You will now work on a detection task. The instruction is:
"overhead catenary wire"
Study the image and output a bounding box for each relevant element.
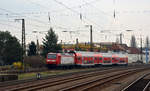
[25,0,102,13]
[0,7,50,26]
[52,0,103,29]
[0,7,68,31]
[0,0,132,37]
[0,22,20,29]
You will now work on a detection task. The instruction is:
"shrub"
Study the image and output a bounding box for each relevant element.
[13,62,22,69]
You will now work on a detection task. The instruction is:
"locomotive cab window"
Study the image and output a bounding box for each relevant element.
[112,58,115,60]
[78,57,81,60]
[47,54,56,59]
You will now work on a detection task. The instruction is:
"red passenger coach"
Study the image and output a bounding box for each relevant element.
[112,54,119,65]
[75,53,82,66]
[94,54,103,65]
[75,52,96,66]
[101,53,112,65]
[117,54,128,65]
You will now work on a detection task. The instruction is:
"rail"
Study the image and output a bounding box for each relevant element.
[121,73,150,91]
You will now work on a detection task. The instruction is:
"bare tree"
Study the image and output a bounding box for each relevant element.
[130,35,137,48]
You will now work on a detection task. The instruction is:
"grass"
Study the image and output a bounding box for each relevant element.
[0,65,12,70]
[18,67,99,80]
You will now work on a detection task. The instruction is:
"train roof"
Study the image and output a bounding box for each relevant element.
[76,51,100,56]
[111,53,127,57]
[100,53,113,57]
[75,51,127,57]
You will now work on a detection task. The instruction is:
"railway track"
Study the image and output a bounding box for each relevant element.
[122,73,150,91]
[60,68,149,91]
[2,66,150,91]
[1,67,129,91]
[0,66,118,87]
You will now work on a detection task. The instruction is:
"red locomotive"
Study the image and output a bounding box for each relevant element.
[46,51,128,68]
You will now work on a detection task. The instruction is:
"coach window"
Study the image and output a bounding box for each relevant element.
[95,57,97,60]
[99,57,102,60]
[117,58,119,60]
[78,57,81,60]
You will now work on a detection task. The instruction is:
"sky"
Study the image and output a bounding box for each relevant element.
[0,0,150,47]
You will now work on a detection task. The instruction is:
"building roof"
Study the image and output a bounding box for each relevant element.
[127,47,141,54]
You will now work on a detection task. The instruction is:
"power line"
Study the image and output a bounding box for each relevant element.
[82,0,112,17]
[25,0,49,9]
[0,8,18,15]
[53,0,103,29]
[25,0,102,14]
[0,7,71,30]
[0,22,20,29]
[83,0,132,32]
[0,7,49,26]
[0,17,49,29]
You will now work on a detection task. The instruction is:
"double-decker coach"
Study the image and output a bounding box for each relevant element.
[94,54,103,65]
[112,54,119,65]
[101,53,113,65]
[75,52,96,66]
[75,52,103,66]
[117,54,128,65]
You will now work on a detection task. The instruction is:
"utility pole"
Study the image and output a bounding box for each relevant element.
[120,33,123,44]
[15,19,26,68]
[85,25,93,52]
[22,19,26,56]
[36,38,39,55]
[76,38,79,51]
[90,25,93,52]
[140,35,143,61]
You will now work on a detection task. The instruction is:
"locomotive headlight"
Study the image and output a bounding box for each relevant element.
[47,60,56,62]
[47,60,51,62]
[51,60,56,62]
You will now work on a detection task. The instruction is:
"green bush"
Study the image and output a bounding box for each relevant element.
[13,62,22,69]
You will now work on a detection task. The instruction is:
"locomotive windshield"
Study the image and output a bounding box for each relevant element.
[47,54,56,59]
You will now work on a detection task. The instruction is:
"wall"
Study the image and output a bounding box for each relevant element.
[127,54,146,63]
